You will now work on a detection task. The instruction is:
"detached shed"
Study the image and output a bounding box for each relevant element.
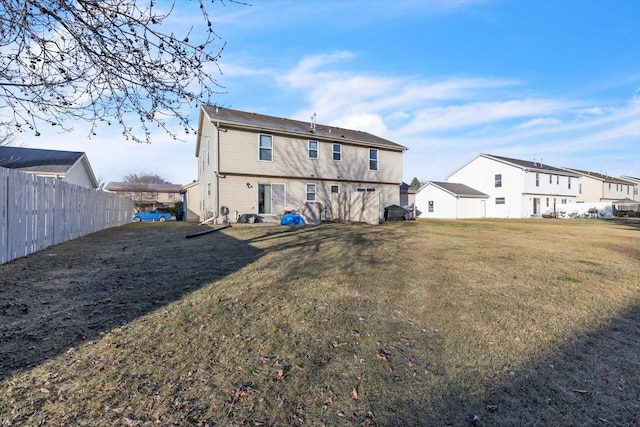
[416,181,489,219]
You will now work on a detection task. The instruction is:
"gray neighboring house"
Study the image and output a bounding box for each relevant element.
[416,181,489,219]
[0,146,98,189]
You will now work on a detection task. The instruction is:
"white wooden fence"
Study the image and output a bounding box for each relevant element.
[1,166,133,265]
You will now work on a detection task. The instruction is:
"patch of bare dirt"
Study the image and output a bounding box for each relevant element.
[0,222,261,380]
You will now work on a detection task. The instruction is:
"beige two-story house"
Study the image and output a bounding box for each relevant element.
[104,182,183,212]
[562,168,638,202]
[195,106,407,222]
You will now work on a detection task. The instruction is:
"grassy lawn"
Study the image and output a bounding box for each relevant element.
[1,219,639,426]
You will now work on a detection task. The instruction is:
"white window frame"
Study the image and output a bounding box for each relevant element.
[332,143,342,161]
[495,174,502,188]
[496,197,506,205]
[308,140,319,159]
[306,183,317,201]
[259,134,273,162]
[428,201,434,212]
[369,148,378,171]
[330,184,340,194]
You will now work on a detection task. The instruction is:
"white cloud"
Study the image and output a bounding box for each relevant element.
[268,52,640,180]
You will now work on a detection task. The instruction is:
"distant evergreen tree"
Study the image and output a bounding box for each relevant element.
[410,177,422,189]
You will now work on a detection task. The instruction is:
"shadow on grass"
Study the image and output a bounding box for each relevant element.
[457,303,640,426]
[0,222,262,381]
[400,306,640,426]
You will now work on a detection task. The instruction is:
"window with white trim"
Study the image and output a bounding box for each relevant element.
[535,173,540,187]
[428,201,434,212]
[496,197,506,204]
[330,185,340,194]
[568,177,572,189]
[306,184,316,201]
[308,140,318,159]
[495,174,502,188]
[369,148,378,171]
[259,134,273,161]
[332,144,342,161]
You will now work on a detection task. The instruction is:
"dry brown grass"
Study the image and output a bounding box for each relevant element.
[1,218,639,426]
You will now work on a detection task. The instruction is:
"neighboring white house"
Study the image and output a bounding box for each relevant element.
[447,154,581,218]
[0,146,98,189]
[416,181,489,219]
[562,168,637,202]
[194,106,407,223]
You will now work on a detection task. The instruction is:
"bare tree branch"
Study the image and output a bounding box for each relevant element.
[0,0,238,143]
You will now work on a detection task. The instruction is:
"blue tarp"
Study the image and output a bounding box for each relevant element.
[281,212,305,225]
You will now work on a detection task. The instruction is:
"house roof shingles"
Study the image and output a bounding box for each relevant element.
[105,182,183,192]
[430,181,489,198]
[485,154,579,175]
[0,146,83,174]
[202,106,407,152]
[563,168,634,185]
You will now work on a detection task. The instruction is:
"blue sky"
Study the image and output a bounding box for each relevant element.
[16,0,640,185]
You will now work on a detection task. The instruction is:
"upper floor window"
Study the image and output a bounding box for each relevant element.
[495,174,502,188]
[535,173,540,187]
[369,148,378,171]
[306,184,316,201]
[332,144,342,161]
[330,185,340,194]
[308,140,318,159]
[568,177,572,189]
[428,201,434,212]
[556,175,559,184]
[356,187,376,192]
[549,174,552,184]
[259,134,273,162]
[169,193,174,199]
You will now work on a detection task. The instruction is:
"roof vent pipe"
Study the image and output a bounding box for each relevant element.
[310,113,316,131]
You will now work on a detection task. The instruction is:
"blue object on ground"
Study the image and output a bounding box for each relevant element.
[281,212,305,225]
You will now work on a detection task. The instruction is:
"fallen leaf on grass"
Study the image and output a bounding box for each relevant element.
[351,388,359,400]
[376,348,391,361]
